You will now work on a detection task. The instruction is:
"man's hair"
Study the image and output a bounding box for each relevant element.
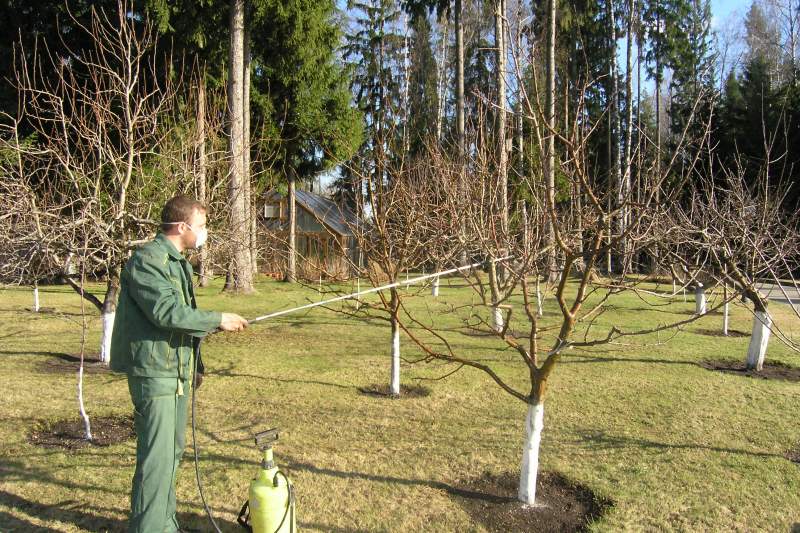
[161,195,206,231]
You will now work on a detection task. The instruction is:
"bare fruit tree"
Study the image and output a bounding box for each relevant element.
[360,61,733,506]
[1,1,181,362]
[667,170,800,370]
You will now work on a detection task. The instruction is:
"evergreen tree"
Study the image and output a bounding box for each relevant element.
[407,14,439,157]
[343,0,406,199]
[667,0,715,166]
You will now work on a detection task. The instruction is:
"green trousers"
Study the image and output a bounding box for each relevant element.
[127,375,191,533]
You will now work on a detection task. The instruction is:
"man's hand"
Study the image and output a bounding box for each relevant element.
[220,313,248,332]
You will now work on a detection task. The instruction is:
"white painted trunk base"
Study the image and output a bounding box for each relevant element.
[99,312,115,364]
[518,402,544,505]
[77,366,92,440]
[390,318,400,395]
[695,286,706,315]
[431,276,440,297]
[492,306,504,333]
[723,301,729,336]
[536,286,543,317]
[33,286,40,312]
[746,311,772,371]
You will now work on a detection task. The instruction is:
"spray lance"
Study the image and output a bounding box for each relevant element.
[190,256,513,532]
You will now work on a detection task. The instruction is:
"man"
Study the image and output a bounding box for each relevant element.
[111,195,249,533]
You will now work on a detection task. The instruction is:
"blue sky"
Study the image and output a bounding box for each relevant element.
[711,0,750,24]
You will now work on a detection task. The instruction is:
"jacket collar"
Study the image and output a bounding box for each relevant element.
[155,233,185,261]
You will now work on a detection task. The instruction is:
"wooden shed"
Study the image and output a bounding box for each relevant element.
[259,189,361,279]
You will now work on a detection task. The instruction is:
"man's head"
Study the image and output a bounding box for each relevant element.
[161,195,207,252]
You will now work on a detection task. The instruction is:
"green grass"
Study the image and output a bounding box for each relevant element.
[0,276,799,532]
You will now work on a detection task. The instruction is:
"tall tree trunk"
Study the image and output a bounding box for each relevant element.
[286,171,297,283]
[244,13,257,278]
[197,73,210,287]
[455,0,465,159]
[545,0,557,281]
[621,0,635,272]
[226,0,254,293]
[455,0,467,266]
[496,0,508,239]
[435,15,449,142]
[606,0,620,275]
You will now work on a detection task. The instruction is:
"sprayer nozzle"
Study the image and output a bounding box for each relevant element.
[254,428,279,449]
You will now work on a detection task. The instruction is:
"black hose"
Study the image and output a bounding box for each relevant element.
[192,339,223,533]
[272,471,295,533]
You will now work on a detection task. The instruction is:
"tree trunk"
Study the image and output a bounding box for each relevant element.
[455,0,468,268]
[607,0,619,274]
[99,268,120,364]
[518,402,544,504]
[33,282,40,312]
[197,74,210,288]
[390,287,400,396]
[78,272,92,441]
[746,310,771,371]
[286,173,297,283]
[432,275,440,297]
[495,0,508,244]
[244,16,257,276]
[621,0,635,272]
[545,0,557,281]
[435,15,449,142]
[455,0,464,160]
[694,283,706,315]
[226,0,254,293]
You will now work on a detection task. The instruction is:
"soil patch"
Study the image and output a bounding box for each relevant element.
[29,415,134,449]
[37,354,114,375]
[785,442,800,464]
[454,471,611,532]
[695,328,749,338]
[357,383,431,398]
[699,359,800,382]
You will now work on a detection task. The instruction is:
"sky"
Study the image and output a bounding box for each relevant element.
[711,0,750,25]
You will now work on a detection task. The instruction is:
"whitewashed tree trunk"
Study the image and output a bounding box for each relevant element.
[33,283,40,312]
[723,302,729,336]
[77,366,92,440]
[432,275,440,297]
[536,278,543,317]
[722,282,729,336]
[746,310,772,371]
[99,311,115,363]
[518,402,544,505]
[695,284,706,315]
[492,306,504,333]
[390,315,400,395]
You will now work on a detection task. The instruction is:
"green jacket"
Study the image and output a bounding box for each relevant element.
[110,233,221,378]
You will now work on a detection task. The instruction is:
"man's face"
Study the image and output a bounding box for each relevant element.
[182,209,207,249]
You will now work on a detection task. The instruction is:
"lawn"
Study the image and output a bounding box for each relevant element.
[0,275,799,532]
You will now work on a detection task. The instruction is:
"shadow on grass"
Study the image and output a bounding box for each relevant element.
[0,350,76,360]
[0,489,126,532]
[283,458,509,503]
[298,522,374,533]
[575,430,782,459]
[211,366,356,391]
[563,353,699,366]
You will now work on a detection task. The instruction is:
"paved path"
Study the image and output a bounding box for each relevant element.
[756,282,800,308]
